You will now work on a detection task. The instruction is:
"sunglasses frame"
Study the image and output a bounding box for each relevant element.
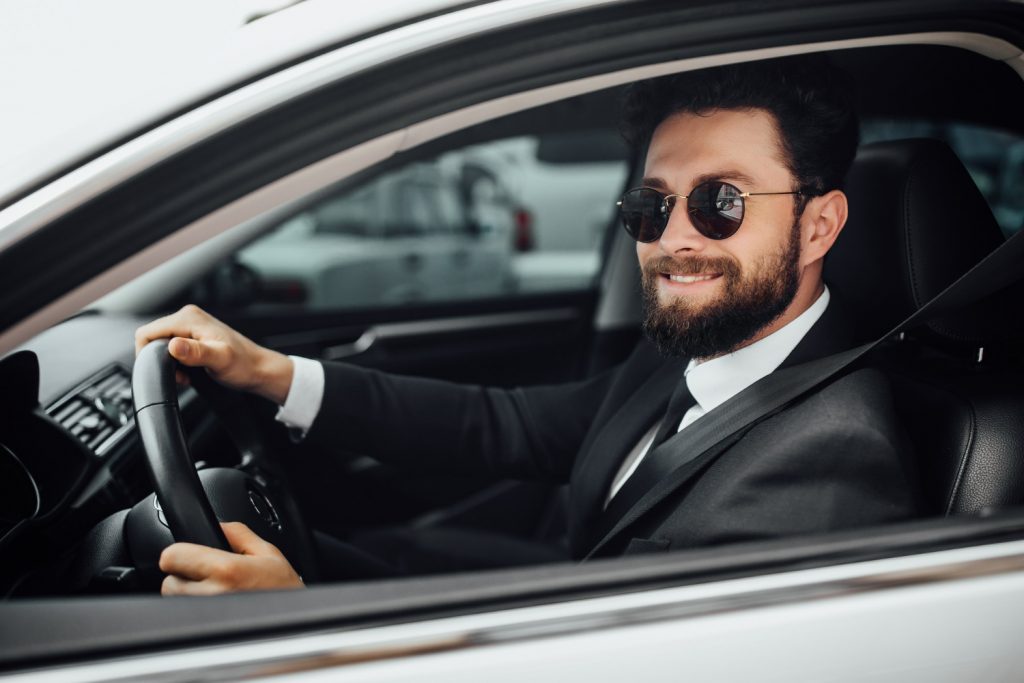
[617,182,804,242]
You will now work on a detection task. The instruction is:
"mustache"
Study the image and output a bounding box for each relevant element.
[642,255,740,278]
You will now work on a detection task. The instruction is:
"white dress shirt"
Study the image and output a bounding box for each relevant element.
[275,355,325,437]
[277,287,831,500]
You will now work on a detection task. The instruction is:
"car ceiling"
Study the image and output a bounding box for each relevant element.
[337,43,1024,205]
[419,45,1024,144]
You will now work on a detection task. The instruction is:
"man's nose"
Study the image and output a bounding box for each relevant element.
[657,200,707,254]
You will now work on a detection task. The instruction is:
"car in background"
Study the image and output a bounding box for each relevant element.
[470,132,631,294]
[233,159,517,310]
[203,130,630,311]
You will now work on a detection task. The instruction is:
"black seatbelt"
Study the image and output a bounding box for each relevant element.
[585,226,1024,558]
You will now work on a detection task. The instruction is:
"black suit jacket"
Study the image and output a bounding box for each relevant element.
[302,302,921,559]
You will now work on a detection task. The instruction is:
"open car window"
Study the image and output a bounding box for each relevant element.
[189,129,630,313]
[182,114,1024,319]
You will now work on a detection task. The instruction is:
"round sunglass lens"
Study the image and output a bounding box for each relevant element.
[619,188,666,242]
[688,181,744,239]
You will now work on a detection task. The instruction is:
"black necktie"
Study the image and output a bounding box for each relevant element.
[648,377,697,448]
[602,377,696,504]
[593,376,698,546]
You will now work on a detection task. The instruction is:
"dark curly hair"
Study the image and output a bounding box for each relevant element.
[621,55,860,199]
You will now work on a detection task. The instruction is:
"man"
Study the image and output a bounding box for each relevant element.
[136,56,921,595]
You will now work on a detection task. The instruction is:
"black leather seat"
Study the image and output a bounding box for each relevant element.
[827,139,1024,516]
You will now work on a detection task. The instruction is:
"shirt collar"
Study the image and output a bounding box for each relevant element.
[684,286,831,415]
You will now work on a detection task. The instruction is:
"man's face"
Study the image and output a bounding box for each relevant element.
[637,108,804,359]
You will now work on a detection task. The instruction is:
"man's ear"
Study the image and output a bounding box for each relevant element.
[800,189,848,267]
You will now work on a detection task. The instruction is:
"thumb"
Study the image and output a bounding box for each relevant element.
[168,337,228,372]
[221,522,277,556]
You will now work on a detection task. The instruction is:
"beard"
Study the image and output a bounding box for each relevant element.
[641,221,802,359]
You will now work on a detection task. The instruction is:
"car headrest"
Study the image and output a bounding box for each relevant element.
[825,138,1021,347]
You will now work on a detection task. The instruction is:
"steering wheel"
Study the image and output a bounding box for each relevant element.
[125,339,319,583]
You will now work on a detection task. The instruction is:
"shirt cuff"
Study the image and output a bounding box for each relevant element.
[274,356,325,438]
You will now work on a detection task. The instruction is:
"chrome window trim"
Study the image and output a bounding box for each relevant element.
[1,32,1021,356]
[7,539,1024,682]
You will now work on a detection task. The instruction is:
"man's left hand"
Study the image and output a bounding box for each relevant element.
[159,522,304,595]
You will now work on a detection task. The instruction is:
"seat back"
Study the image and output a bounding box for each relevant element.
[828,139,1024,515]
[889,364,1024,515]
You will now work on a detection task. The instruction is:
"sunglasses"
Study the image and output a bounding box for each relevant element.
[617,182,804,242]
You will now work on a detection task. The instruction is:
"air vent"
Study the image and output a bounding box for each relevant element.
[46,366,133,456]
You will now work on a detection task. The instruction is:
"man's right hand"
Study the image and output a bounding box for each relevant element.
[134,304,294,405]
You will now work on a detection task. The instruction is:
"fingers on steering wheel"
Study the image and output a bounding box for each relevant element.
[222,522,274,556]
[133,304,214,356]
[133,311,189,355]
[168,337,204,366]
[161,574,226,596]
[159,542,232,582]
[169,337,235,377]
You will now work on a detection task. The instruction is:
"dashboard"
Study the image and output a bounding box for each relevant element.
[0,313,213,597]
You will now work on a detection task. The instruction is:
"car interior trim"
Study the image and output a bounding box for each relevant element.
[43,365,135,459]
[0,28,1019,357]
[594,222,643,332]
[321,308,580,360]
[9,537,1024,682]
[392,30,1022,154]
[0,442,40,545]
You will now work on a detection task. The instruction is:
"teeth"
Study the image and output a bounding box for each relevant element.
[668,274,717,283]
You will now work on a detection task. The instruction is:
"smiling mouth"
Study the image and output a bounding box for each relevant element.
[662,273,722,284]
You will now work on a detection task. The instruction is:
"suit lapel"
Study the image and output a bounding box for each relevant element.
[583,297,855,558]
[567,358,685,556]
[584,431,743,559]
